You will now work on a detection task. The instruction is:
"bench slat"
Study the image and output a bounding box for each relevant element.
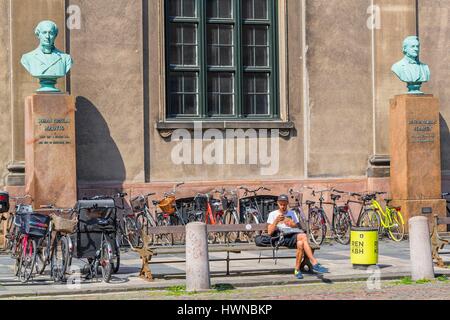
[147,223,268,235]
[437,217,450,225]
[151,243,320,255]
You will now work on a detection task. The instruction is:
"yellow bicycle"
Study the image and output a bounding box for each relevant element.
[357,192,405,242]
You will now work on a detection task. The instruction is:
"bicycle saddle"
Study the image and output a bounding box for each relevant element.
[305,200,316,206]
[362,194,376,202]
[331,194,341,201]
[97,218,110,226]
[241,198,251,204]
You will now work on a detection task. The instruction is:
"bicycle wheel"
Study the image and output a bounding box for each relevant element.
[308,209,326,246]
[358,209,381,231]
[242,210,260,243]
[155,214,174,246]
[333,212,351,245]
[112,244,121,274]
[51,235,69,282]
[223,210,239,243]
[100,239,113,283]
[19,238,37,283]
[3,214,14,251]
[124,216,141,248]
[387,209,405,242]
[36,233,51,275]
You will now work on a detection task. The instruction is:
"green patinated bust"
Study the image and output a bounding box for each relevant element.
[21,20,73,93]
[392,36,430,95]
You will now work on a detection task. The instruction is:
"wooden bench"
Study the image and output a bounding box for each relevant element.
[134,223,320,281]
[431,215,450,268]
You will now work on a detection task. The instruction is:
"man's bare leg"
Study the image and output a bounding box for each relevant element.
[297,234,318,266]
[296,241,304,271]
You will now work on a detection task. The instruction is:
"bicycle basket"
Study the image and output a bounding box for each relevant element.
[52,214,78,234]
[131,195,146,212]
[21,213,50,238]
[158,196,176,215]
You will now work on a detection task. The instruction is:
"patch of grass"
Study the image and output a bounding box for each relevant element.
[212,283,236,293]
[437,275,449,282]
[166,285,196,296]
[394,277,413,285]
[415,279,432,284]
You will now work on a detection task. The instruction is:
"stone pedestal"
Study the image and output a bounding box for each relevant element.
[25,94,77,209]
[390,94,446,231]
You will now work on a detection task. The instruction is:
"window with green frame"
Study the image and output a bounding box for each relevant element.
[165,0,279,120]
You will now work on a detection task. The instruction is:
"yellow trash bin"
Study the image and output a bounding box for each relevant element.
[350,227,379,269]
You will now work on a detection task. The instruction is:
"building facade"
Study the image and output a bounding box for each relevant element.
[0,0,449,200]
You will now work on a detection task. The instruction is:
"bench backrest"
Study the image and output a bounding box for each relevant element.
[437,217,450,226]
[147,223,269,235]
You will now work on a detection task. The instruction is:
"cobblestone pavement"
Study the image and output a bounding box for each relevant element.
[0,239,449,298]
[12,279,450,300]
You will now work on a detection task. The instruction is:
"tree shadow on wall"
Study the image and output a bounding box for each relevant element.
[75,97,126,187]
[440,114,450,190]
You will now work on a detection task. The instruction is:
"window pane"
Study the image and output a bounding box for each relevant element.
[254,47,268,66]
[253,0,268,19]
[169,24,198,66]
[168,72,199,117]
[243,73,269,116]
[254,26,268,45]
[242,26,268,67]
[242,0,253,19]
[221,95,233,115]
[183,0,196,17]
[169,0,196,17]
[242,0,268,20]
[169,94,183,115]
[168,0,182,17]
[207,25,233,66]
[255,95,269,114]
[207,73,234,116]
[207,0,232,19]
[184,94,198,114]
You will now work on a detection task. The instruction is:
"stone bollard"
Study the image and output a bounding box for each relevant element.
[409,216,435,281]
[186,222,211,292]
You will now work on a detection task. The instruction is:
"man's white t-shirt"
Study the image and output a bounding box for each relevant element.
[267,210,299,229]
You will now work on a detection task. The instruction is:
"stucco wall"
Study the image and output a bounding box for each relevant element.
[1,0,448,189]
[306,0,373,178]
[68,0,145,184]
[0,0,11,187]
[147,0,305,182]
[419,0,450,172]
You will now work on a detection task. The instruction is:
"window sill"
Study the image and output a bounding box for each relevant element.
[156,121,295,138]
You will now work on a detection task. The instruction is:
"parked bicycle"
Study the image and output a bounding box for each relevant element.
[75,198,118,283]
[4,195,33,254]
[15,211,51,283]
[305,188,352,245]
[356,192,405,242]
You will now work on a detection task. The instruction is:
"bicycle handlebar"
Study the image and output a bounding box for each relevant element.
[11,195,32,201]
[238,186,271,194]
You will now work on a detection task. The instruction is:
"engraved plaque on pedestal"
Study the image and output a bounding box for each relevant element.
[390,94,446,230]
[25,94,77,209]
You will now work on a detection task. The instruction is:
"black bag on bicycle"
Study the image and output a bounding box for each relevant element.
[20,213,50,238]
[255,233,279,248]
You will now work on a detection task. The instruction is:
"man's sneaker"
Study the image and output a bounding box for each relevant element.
[294,269,304,280]
[312,263,329,274]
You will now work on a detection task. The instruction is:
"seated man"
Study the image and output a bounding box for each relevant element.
[267,195,328,279]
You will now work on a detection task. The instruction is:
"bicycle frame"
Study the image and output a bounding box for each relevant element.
[370,200,405,229]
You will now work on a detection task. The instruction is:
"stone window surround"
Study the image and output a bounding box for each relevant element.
[150,0,293,136]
